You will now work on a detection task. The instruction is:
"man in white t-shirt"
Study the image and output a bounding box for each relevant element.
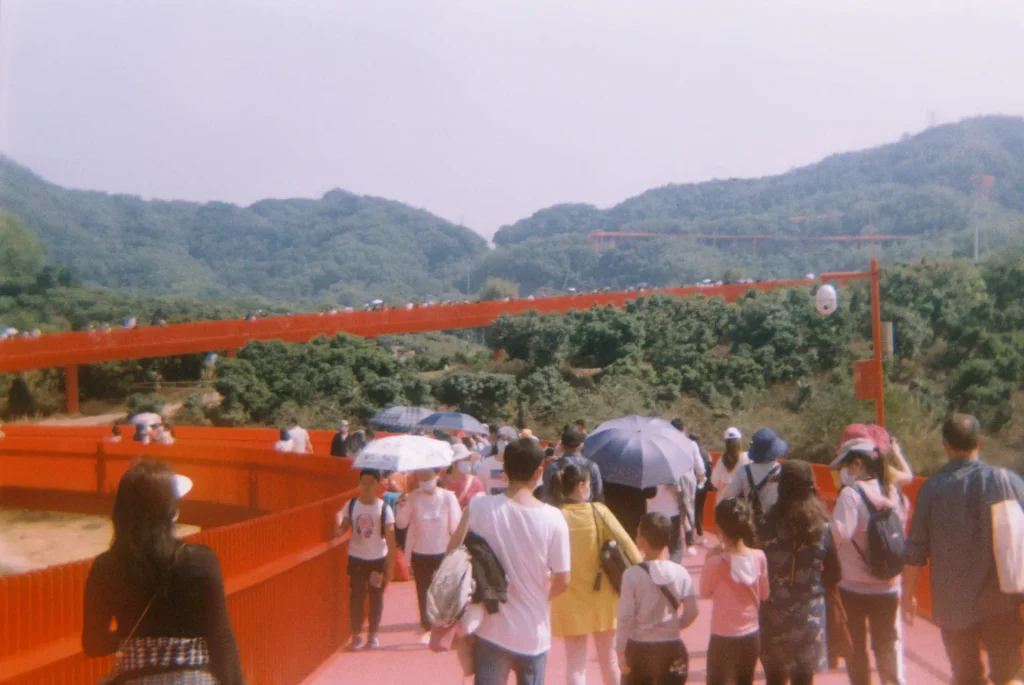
[448,438,571,685]
[287,417,313,454]
[337,469,397,651]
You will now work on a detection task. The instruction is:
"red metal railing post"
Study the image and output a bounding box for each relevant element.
[869,258,886,426]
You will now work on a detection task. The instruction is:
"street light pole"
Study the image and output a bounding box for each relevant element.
[819,258,886,427]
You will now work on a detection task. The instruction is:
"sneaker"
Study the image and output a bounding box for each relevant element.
[348,635,365,651]
[420,630,431,645]
[367,635,381,649]
[685,547,699,557]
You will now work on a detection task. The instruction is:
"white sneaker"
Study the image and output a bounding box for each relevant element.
[348,635,365,651]
[420,630,431,645]
[367,635,381,649]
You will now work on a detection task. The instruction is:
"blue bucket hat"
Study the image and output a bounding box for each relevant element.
[749,428,788,464]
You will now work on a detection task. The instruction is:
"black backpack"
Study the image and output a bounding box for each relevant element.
[851,485,906,580]
[348,498,391,537]
[744,463,780,523]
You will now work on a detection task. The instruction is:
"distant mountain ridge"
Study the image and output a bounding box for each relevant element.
[0,158,488,303]
[3,115,1024,301]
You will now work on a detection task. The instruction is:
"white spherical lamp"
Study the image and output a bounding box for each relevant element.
[816,284,838,315]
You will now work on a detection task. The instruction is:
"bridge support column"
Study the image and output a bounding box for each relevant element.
[493,348,505,362]
[65,365,80,414]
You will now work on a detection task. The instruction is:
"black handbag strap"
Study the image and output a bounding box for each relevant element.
[639,562,680,612]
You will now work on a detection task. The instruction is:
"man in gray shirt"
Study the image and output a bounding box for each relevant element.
[903,414,1024,685]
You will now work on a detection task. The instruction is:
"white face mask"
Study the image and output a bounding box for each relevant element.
[840,467,857,487]
[497,440,508,452]
[457,461,473,474]
[579,483,592,502]
[418,478,438,493]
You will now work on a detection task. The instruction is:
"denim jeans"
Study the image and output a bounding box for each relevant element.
[473,637,547,685]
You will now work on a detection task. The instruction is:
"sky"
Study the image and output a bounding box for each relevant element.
[2,0,1023,239]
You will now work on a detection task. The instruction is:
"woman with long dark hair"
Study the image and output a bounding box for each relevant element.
[83,461,243,685]
[758,460,840,685]
[711,427,751,492]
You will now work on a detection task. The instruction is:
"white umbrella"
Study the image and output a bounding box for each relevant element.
[353,435,455,472]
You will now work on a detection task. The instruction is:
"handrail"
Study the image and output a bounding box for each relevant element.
[0,279,817,373]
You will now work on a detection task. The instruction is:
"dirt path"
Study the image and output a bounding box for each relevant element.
[33,402,184,427]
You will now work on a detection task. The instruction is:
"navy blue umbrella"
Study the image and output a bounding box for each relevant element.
[583,416,699,490]
[368,406,434,432]
[418,411,489,436]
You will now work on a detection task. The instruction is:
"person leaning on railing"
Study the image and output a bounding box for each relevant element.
[82,461,244,685]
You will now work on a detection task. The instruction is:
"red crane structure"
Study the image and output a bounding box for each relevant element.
[588,230,913,254]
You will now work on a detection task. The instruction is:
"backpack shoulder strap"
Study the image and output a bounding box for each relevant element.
[348,497,356,521]
[754,464,780,491]
[852,485,878,514]
[745,464,756,492]
[639,562,681,612]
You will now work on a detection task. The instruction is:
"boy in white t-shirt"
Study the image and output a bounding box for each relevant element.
[448,438,572,685]
[336,469,396,651]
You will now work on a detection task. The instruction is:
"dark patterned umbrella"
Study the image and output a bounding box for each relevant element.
[418,411,488,436]
[584,416,700,489]
[368,406,434,432]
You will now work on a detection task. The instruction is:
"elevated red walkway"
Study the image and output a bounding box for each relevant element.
[305,543,951,684]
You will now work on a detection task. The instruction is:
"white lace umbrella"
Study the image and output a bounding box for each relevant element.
[353,435,455,472]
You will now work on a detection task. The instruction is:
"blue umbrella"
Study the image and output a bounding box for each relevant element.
[418,411,488,436]
[368,406,434,432]
[497,426,519,441]
[583,416,699,490]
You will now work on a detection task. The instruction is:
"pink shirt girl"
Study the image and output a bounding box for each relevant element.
[699,548,770,637]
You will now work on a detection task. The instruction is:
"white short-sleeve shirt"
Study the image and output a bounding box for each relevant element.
[467,494,571,656]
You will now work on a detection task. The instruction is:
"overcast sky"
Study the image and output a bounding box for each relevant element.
[2,0,1023,238]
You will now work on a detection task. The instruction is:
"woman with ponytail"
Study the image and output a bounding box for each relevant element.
[828,439,909,685]
[550,464,641,685]
[701,497,770,685]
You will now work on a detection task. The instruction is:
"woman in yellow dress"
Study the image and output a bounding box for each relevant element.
[550,463,642,685]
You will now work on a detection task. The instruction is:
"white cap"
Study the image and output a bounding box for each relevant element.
[172,475,193,499]
[828,438,878,470]
[724,427,742,441]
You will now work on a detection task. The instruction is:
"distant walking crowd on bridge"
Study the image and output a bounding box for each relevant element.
[81,412,1024,685]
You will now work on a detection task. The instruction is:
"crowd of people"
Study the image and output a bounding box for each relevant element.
[81,412,1024,685]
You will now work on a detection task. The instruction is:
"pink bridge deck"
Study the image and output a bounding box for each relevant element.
[304,543,950,684]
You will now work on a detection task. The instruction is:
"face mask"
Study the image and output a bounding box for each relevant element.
[419,478,438,493]
[457,461,473,474]
[497,440,508,451]
[840,467,856,487]
[579,484,592,502]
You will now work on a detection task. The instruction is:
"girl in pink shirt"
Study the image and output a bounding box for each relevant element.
[700,497,770,685]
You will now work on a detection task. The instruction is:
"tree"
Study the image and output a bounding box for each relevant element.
[476,278,520,301]
[0,211,44,285]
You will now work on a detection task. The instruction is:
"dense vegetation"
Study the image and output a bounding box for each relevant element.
[4,117,1024,302]
[163,251,1024,475]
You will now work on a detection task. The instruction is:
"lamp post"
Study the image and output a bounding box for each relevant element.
[818,258,886,427]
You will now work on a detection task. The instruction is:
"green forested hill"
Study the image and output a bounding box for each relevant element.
[4,116,1024,301]
[482,116,1024,293]
[0,159,488,303]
